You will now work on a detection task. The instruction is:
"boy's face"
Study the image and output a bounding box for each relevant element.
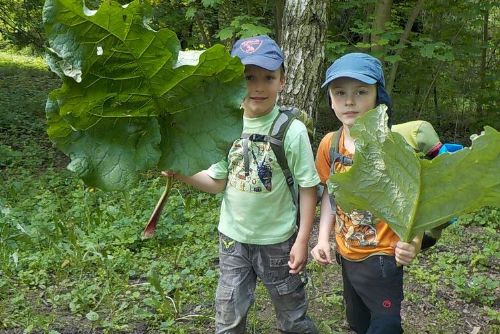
[242,65,284,118]
[328,77,377,127]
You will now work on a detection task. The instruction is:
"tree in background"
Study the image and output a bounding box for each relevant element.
[371,0,392,54]
[279,0,328,121]
[1,0,497,141]
[323,0,498,141]
[0,0,45,51]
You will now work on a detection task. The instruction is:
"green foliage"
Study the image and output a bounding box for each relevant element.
[2,0,498,142]
[407,208,499,308]
[411,38,454,61]
[1,52,221,332]
[216,15,272,40]
[321,0,500,143]
[43,0,246,191]
[202,0,221,8]
[458,206,499,228]
[1,50,499,334]
[0,0,45,51]
[1,167,221,331]
[330,105,500,242]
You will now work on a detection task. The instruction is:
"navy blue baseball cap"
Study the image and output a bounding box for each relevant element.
[321,53,385,88]
[231,35,284,71]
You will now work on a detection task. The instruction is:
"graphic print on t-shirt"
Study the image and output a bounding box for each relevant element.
[336,208,378,248]
[227,139,276,193]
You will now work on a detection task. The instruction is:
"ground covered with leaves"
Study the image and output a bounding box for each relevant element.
[1,52,498,333]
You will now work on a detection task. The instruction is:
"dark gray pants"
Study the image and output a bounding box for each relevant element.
[215,233,318,334]
[338,253,404,334]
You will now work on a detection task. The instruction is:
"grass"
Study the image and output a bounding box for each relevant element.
[0,50,498,333]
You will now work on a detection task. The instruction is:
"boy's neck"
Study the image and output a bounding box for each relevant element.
[342,125,356,153]
[243,105,276,119]
[342,124,353,138]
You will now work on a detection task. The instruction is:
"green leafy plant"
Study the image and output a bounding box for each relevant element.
[216,15,272,41]
[330,105,500,242]
[43,0,246,191]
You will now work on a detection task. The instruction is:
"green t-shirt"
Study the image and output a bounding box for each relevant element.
[207,106,320,245]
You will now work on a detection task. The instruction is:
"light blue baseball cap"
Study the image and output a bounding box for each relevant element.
[321,53,385,88]
[231,35,284,71]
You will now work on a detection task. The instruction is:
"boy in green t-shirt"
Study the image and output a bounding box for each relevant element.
[167,35,319,333]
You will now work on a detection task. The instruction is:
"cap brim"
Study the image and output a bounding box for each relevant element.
[241,55,282,71]
[321,71,377,88]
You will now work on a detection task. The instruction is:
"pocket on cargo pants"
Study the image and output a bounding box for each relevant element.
[259,238,317,333]
[215,234,256,333]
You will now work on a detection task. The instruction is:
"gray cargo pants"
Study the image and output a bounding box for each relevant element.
[215,233,318,334]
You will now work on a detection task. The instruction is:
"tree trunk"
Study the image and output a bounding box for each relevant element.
[416,25,465,118]
[411,84,421,119]
[275,0,285,44]
[386,0,424,94]
[477,8,489,117]
[371,0,393,54]
[362,4,374,45]
[433,85,440,127]
[195,14,211,47]
[279,0,328,121]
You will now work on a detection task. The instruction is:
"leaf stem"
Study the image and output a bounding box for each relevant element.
[142,176,173,239]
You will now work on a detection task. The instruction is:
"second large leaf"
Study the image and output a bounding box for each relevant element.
[43,0,246,191]
[329,105,500,242]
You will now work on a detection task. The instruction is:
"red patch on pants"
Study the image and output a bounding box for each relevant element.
[382,299,392,308]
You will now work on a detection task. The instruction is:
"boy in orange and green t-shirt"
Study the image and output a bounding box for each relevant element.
[311,53,419,334]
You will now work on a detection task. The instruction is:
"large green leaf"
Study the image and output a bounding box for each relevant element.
[43,0,245,191]
[330,105,500,242]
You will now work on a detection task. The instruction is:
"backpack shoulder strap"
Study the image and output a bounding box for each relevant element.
[327,126,353,214]
[269,106,300,207]
[329,126,353,170]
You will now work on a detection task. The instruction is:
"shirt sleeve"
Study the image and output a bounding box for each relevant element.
[283,120,320,188]
[206,159,229,180]
[315,132,334,184]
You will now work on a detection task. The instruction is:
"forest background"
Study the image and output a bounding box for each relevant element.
[0,0,498,333]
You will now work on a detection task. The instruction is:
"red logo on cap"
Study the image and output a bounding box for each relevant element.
[382,299,392,308]
[240,39,262,54]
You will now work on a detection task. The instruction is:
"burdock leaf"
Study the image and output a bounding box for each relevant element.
[330,105,500,242]
[43,0,245,191]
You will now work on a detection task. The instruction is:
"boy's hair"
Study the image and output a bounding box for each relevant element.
[322,53,393,125]
[231,35,284,72]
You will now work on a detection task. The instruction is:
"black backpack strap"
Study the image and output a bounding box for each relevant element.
[269,106,300,208]
[328,126,353,214]
[329,126,353,170]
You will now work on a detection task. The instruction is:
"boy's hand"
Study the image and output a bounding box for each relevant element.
[394,237,420,266]
[311,241,333,265]
[288,241,308,274]
[161,170,176,178]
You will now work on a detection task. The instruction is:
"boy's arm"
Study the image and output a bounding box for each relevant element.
[165,171,226,194]
[288,185,317,274]
[310,187,335,265]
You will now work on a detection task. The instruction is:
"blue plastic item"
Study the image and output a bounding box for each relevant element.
[438,143,464,225]
[438,143,464,155]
